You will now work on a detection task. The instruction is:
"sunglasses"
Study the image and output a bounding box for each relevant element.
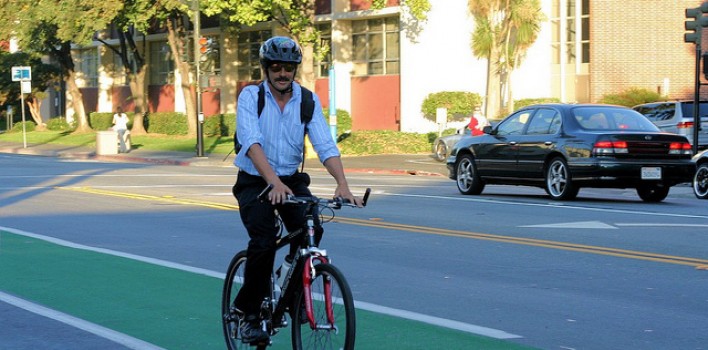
[268,63,297,73]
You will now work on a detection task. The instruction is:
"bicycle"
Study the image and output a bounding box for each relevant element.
[222,185,371,350]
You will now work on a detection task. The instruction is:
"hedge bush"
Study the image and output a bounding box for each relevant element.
[10,121,36,133]
[145,112,188,135]
[421,91,482,123]
[46,117,74,131]
[514,97,562,110]
[597,87,664,107]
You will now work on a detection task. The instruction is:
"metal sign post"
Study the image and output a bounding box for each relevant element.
[11,66,31,148]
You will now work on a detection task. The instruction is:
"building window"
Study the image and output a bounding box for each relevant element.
[75,48,98,88]
[315,23,332,78]
[149,41,174,85]
[352,17,400,76]
[111,48,136,86]
[238,30,271,82]
[551,0,589,64]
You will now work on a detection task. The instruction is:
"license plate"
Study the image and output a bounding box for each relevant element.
[641,167,662,180]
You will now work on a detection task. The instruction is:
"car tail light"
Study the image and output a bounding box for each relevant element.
[593,140,628,155]
[669,141,692,155]
[677,121,694,129]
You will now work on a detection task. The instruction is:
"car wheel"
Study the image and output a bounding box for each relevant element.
[433,140,447,162]
[545,157,578,200]
[636,184,670,202]
[694,163,708,199]
[455,154,485,195]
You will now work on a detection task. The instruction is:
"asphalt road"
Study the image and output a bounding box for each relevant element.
[1,152,707,349]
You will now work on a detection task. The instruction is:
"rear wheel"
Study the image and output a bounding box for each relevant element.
[455,154,485,195]
[636,184,670,202]
[545,157,578,200]
[291,263,355,350]
[694,163,708,199]
[222,251,253,350]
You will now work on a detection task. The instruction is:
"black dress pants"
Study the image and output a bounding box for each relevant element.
[231,171,320,316]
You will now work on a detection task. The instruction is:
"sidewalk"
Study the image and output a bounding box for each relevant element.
[0,141,448,177]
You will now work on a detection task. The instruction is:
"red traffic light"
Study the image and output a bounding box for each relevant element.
[199,37,209,54]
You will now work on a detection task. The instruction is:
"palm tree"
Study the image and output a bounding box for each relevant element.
[468,0,545,119]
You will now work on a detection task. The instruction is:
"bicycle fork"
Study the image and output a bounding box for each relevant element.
[301,219,338,331]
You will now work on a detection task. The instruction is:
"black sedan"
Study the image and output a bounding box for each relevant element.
[447,104,695,202]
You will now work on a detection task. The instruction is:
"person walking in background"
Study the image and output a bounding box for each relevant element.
[468,106,490,136]
[112,107,129,153]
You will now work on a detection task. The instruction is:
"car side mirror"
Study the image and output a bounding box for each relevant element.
[483,125,493,134]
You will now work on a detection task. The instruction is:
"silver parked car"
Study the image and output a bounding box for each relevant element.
[633,101,708,150]
[432,127,470,162]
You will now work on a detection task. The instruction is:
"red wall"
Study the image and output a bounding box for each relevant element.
[148,85,175,113]
[351,75,400,131]
[350,0,399,11]
[111,86,134,112]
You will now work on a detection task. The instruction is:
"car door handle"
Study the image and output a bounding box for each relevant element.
[544,141,553,145]
[508,141,517,145]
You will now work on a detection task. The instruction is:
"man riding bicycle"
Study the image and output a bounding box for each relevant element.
[231,36,363,344]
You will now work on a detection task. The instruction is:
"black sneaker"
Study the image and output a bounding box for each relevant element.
[240,315,269,344]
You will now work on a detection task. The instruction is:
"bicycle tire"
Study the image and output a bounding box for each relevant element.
[222,250,256,350]
[291,263,356,350]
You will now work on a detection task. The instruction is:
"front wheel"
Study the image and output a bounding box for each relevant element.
[222,251,252,350]
[637,184,670,202]
[433,140,447,162]
[291,263,355,350]
[694,163,708,199]
[455,154,485,195]
[545,157,578,200]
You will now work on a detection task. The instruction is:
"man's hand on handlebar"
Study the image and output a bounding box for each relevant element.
[265,181,293,205]
[334,185,364,208]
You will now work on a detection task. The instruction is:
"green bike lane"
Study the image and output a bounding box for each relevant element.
[0,229,536,349]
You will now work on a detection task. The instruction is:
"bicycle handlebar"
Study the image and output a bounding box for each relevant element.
[257,184,370,208]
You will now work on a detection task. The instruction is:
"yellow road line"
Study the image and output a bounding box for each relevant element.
[60,186,708,269]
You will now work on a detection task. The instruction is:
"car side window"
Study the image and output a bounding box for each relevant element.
[526,109,560,135]
[497,110,532,136]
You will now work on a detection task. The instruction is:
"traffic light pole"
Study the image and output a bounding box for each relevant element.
[192,0,205,157]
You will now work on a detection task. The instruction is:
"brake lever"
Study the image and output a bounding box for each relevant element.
[257,184,273,202]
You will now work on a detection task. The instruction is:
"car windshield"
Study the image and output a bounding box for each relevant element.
[573,107,659,131]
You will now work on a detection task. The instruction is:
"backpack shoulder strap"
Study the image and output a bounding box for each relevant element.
[257,83,266,117]
[300,87,314,125]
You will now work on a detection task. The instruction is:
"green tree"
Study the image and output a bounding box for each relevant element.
[204,0,430,90]
[468,0,544,119]
[95,0,158,135]
[0,0,123,133]
[0,52,62,130]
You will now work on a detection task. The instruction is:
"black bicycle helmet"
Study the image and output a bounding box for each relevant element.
[259,36,302,65]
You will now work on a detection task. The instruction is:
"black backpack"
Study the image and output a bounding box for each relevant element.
[234,83,315,154]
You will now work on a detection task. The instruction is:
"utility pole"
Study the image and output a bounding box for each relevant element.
[192,0,205,157]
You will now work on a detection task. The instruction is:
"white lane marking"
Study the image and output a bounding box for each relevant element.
[0,291,165,350]
[387,193,708,220]
[1,226,523,341]
[521,221,618,229]
[614,223,708,228]
[354,300,522,339]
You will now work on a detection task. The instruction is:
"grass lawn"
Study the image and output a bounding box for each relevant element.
[0,130,235,154]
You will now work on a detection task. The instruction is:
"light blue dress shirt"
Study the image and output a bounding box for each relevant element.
[234,82,340,176]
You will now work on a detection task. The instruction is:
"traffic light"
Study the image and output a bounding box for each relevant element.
[198,37,210,61]
[685,3,708,44]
